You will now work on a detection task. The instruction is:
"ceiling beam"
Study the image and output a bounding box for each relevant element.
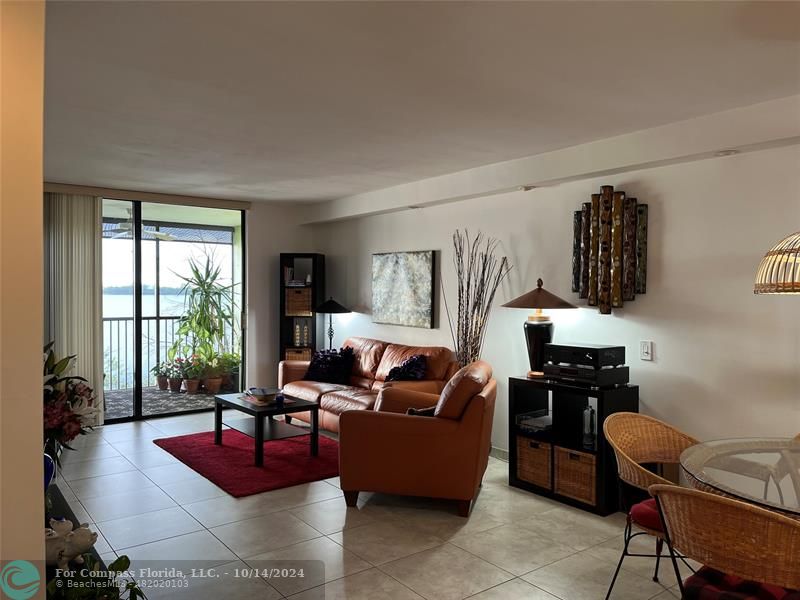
[300,95,800,224]
[43,182,252,211]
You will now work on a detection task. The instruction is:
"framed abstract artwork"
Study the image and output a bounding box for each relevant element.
[372,250,435,328]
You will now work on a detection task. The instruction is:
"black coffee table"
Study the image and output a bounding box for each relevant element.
[214,393,319,467]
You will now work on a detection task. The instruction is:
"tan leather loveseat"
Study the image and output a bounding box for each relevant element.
[277,337,458,433]
[339,360,497,516]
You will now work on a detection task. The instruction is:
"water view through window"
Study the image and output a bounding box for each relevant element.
[101,200,244,420]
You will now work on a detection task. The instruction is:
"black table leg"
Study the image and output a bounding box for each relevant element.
[254,415,264,467]
[214,401,222,445]
[310,409,319,456]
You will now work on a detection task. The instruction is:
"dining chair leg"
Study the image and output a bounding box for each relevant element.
[604,518,632,600]
[655,497,686,597]
[666,542,685,597]
[653,537,663,582]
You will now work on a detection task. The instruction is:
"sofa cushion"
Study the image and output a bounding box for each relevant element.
[343,337,389,381]
[283,381,350,403]
[320,388,378,415]
[304,347,355,384]
[386,354,427,382]
[375,344,453,382]
[348,375,375,390]
[434,361,493,420]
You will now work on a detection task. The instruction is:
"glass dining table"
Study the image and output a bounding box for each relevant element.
[680,438,800,518]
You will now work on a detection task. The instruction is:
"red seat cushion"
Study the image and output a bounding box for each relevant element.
[630,498,663,532]
[685,567,800,600]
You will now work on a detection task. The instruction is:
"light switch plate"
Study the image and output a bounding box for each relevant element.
[640,341,654,361]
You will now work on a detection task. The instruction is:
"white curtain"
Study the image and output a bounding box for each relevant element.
[44,193,105,425]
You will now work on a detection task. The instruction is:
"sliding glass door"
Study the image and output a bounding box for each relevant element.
[101,199,245,422]
[101,200,136,420]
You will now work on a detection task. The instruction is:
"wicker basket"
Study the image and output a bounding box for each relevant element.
[517,437,552,489]
[555,446,596,505]
[285,348,313,361]
[285,288,312,316]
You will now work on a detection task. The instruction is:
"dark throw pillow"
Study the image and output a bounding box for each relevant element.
[406,406,436,417]
[304,347,355,384]
[386,354,427,382]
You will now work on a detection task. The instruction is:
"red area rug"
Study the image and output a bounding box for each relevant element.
[153,430,339,497]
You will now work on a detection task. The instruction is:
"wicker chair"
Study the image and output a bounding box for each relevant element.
[602,412,699,599]
[649,484,800,597]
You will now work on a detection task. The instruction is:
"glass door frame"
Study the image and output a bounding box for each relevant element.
[104,199,247,424]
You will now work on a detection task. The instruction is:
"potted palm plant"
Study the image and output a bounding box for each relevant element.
[168,256,238,390]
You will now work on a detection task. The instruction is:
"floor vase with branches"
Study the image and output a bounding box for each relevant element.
[444,230,512,367]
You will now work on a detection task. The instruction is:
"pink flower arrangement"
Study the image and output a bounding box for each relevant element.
[172,354,205,379]
[43,342,99,451]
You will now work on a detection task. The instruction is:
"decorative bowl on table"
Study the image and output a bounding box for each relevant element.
[245,387,280,404]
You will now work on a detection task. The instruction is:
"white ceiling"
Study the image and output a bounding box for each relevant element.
[44,1,800,203]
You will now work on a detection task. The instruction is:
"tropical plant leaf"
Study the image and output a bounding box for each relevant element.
[53,355,75,376]
[109,555,131,572]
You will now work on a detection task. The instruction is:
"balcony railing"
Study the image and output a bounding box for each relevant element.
[103,316,239,391]
[103,316,180,391]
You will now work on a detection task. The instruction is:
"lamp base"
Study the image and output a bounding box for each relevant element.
[524,320,554,374]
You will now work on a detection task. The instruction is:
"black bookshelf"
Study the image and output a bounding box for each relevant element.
[279,253,325,362]
[508,376,639,516]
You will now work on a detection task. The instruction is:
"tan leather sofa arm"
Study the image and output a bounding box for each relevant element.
[374,387,440,414]
[278,360,310,388]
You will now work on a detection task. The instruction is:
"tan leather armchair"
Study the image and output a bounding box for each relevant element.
[339,361,496,517]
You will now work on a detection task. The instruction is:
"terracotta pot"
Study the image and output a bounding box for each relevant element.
[156,375,169,391]
[204,377,223,395]
[183,379,200,395]
[222,368,240,392]
[168,377,183,393]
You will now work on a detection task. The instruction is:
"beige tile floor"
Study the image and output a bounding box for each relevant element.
[56,413,686,599]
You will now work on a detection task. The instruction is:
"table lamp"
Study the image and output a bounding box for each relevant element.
[502,278,578,377]
[315,297,351,350]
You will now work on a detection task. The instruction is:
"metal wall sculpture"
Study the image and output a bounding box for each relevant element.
[570,186,648,314]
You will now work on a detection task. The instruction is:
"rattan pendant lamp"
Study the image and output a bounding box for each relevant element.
[754,231,800,294]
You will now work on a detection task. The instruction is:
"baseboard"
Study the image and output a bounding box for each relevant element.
[489,446,508,462]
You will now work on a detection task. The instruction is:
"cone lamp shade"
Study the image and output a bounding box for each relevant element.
[315,297,351,350]
[502,279,578,376]
[754,231,800,294]
[316,298,351,314]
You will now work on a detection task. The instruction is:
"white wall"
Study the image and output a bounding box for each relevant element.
[314,145,800,451]
[245,202,319,386]
[1,0,46,567]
